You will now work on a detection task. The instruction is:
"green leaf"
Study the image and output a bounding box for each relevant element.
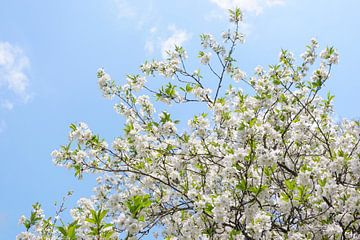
[318,178,327,187]
[204,202,214,215]
[99,209,108,222]
[280,192,289,202]
[284,179,296,191]
[198,51,205,58]
[57,226,67,236]
[249,117,257,128]
[126,195,152,218]
[236,179,247,191]
[185,84,193,92]
[85,217,96,224]
[69,123,77,131]
[138,215,145,222]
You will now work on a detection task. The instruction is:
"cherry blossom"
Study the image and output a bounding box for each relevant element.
[18,8,359,240]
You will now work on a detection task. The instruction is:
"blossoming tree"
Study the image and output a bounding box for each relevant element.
[18,8,360,240]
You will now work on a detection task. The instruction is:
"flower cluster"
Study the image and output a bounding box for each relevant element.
[18,7,360,240]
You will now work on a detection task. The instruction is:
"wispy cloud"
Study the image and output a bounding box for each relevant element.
[160,26,190,58]
[111,0,191,58]
[113,0,136,18]
[112,0,156,30]
[266,0,286,6]
[0,41,31,104]
[143,25,191,58]
[209,0,285,15]
[144,27,158,54]
[0,120,6,133]
[1,100,14,111]
[210,0,262,15]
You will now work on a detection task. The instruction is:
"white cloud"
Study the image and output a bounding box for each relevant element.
[209,0,285,15]
[1,100,14,111]
[210,0,262,14]
[111,1,191,58]
[113,0,136,18]
[149,27,157,34]
[204,9,227,21]
[266,0,286,6]
[144,40,155,54]
[0,120,6,133]
[112,0,156,30]
[0,41,31,102]
[144,27,158,54]
[145,25,190,58]
[160,26,190,58]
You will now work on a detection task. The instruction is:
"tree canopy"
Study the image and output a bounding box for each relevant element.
[17,8,360,240]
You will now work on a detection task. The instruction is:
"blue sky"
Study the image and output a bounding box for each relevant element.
[0,0,359,238]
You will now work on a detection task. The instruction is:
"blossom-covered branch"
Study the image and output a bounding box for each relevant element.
[18,8,360,240]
